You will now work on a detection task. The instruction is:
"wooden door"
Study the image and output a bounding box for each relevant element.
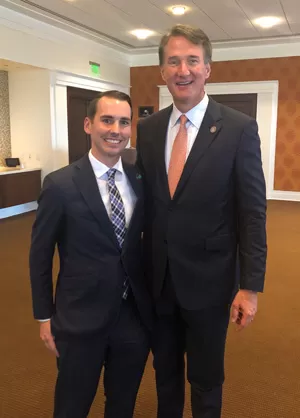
[210,93,257,119]
[67,86,100,164]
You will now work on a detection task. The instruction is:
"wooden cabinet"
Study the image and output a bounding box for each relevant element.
[0,169,41,209]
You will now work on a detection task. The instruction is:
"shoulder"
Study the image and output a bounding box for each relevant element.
[137,105,172,130]
[44,156,87,189]
[45,161,76,184]
[214,100,255,128]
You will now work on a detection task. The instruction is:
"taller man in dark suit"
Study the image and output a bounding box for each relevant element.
[136,25,267,418]
[29,90,152,418]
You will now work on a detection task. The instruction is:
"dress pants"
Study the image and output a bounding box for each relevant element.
[53,293,150,418]
[152,273,230,418]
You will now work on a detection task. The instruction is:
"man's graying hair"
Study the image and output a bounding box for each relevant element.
[158,24,212,66]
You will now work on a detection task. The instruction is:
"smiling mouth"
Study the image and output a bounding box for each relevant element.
[104,138,122,144]
[176,81,193,86]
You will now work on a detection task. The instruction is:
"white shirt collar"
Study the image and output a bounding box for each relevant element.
[170,93,209,129]
[88,150,124,179]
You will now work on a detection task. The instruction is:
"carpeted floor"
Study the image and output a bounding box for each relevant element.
[0,200,299,417]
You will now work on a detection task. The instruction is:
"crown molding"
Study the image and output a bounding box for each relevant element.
[2,1,300,68]
[0,3,130,65]
[130,34,300,66]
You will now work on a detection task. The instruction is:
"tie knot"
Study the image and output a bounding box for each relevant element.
[179,114,187,126]
[107,168,117,181]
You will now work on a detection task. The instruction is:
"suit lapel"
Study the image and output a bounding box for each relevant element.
[73,154,118,246]
[173,98,223,200]
[122,160,142,200]
[155,105,173,200]
[122,160,142,238]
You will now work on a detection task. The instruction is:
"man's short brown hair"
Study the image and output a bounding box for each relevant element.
[87,90,132,121]
[159,24,212,66]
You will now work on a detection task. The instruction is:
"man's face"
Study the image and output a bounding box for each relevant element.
[84,97,131,164]
[160,36,211,111]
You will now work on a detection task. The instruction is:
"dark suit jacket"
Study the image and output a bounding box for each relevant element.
[136,98,267,310]
[29,154,153,337]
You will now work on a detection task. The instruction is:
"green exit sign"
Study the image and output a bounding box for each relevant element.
[89,61,100,76]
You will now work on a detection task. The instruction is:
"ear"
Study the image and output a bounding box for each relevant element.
[205,63,211,80]
[160,66,166,82]
[84,117,92,135]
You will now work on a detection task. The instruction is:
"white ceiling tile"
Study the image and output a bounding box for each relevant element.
[192,0,260,39]
[24,0,148,46]
[288,23,300,34]
[236,0,292,35]
[149,0,231,40]
[5,0,300,49]
[281,0,300,33]
[104,0,174,32]
[173,12,231,41]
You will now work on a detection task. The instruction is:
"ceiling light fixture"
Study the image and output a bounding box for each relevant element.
[254,16,282,28]
[131,29,154,40]
[171,5,186,15]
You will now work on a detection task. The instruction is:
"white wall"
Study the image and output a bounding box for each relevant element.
[9,69,52,176]
[52,84,69,171]
[0,5,132,218]
[0,6,130,86]
[1,69,130,219]
[0,5,131,182]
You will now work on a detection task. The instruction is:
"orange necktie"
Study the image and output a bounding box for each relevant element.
[168,114,188,198]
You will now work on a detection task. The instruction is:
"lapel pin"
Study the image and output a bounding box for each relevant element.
[136,173,142,180]
[210,126,217,133]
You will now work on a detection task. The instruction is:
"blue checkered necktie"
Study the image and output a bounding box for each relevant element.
[107,168,129,298]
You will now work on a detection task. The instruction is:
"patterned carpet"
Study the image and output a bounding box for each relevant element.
[0,200,299,417]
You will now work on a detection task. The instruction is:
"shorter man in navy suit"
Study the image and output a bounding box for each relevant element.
[29,90,152,418]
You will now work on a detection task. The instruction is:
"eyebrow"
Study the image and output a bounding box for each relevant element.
[168,55,200,59]
[100,115,131,121]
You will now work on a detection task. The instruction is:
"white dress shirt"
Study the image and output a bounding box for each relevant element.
[38,151,136,322]
[165,93,209,172]
[88,150,137,227]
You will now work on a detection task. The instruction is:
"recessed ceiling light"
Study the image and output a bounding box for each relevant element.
[254,16,282,28]
[131,29,154,40]
[171,5,186,15]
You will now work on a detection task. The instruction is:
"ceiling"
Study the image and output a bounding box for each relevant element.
[2,0,300,52]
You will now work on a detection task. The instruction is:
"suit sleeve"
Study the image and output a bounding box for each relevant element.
[235,119,267,292]
[29,175,64,319]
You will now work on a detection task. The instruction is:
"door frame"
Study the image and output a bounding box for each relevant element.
[159,81,279,200]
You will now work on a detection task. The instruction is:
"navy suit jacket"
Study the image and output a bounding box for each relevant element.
[29,154,153,337]
[136,98,267,310]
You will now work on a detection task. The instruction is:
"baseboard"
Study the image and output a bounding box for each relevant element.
[0,202,38,219]
[268,191,300,202]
